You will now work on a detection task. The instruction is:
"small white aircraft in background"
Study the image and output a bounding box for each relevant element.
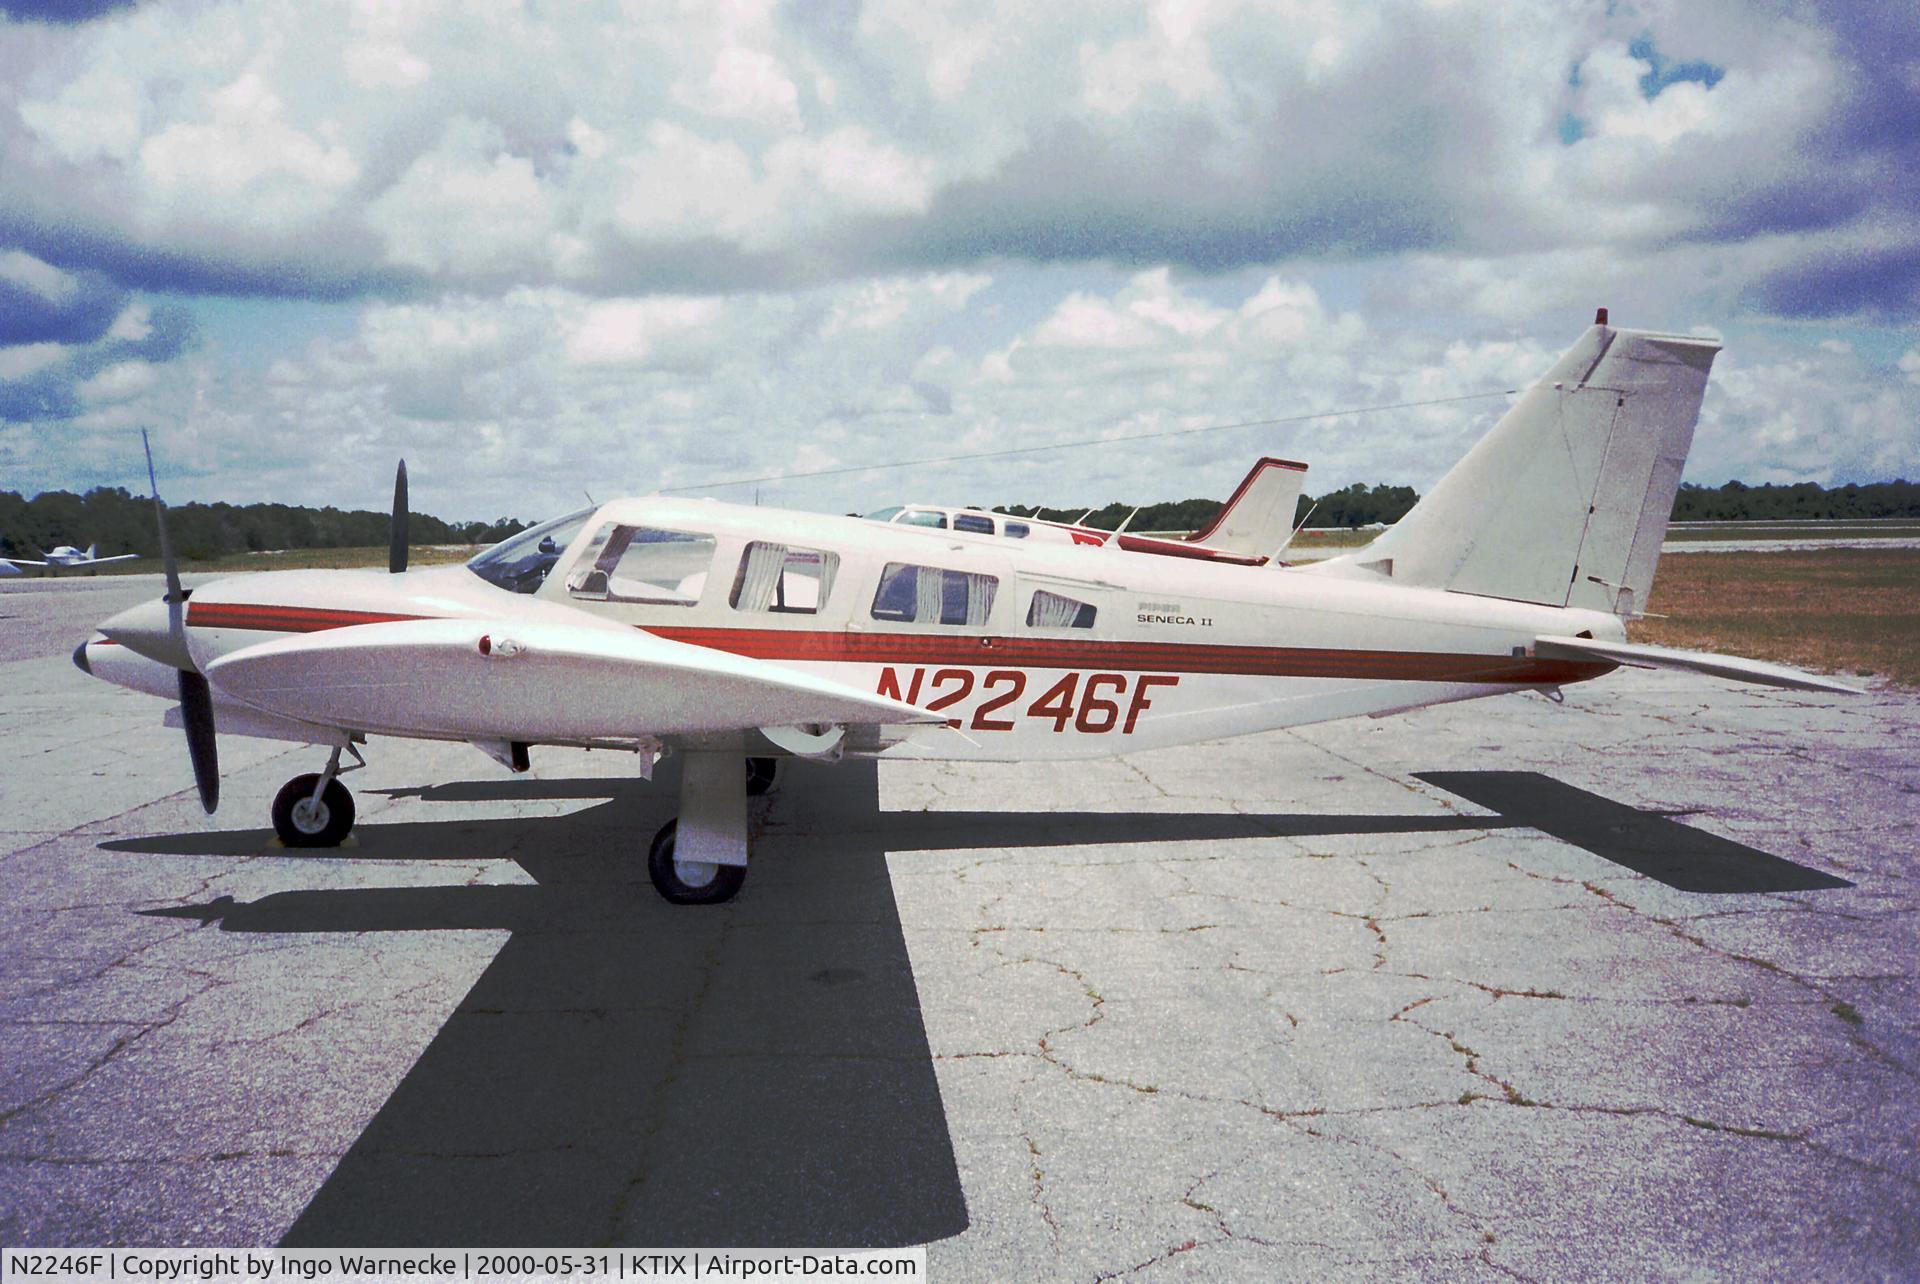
[866,455,1309,565]
[11,543,140,574]
[79,313,1860,905]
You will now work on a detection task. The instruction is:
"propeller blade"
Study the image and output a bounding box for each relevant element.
[389,458,409,574]
[142,429,185,638]
[177,669,220,813]
[144,431,217,811]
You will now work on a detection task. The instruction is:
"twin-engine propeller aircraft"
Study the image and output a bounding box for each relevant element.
[11,543,140,574]
[80,314,1861,904]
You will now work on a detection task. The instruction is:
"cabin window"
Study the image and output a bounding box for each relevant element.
[899,509,947,529]
[1027,590,1096,629]
[730,542,839,614]
[1003,521,1031,539]
[566,524,715,605]
[871,562,998,626]
[861,506,904,523]
[953,512,994,535]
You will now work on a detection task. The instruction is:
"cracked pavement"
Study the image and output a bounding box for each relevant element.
[2,575,1916,1279]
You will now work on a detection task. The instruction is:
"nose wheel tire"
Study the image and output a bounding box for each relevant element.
[271,774,356,848]
[648,820,747,905]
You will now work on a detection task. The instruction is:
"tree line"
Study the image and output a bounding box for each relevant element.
[998,482,1420,532]
[6,476,1915,561]
[0,487,529,562]
[1001,478,1920,532]
[1668,479,1920,521]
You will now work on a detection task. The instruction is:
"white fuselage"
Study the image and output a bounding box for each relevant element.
[98,496,1627,762]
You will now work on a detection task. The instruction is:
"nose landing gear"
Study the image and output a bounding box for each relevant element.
[270,743,364,847]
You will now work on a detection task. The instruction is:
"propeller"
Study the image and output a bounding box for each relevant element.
[142,430,219,813]
[389,458,408,574]
[178,670,219,811]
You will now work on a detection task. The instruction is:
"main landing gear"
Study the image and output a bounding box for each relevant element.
[647,820,747,905]
[270,743,365,847]
[646,752,778,905]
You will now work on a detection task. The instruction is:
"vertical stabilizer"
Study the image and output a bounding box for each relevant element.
[1184,457,1308,560]
[1316,321,1719,616]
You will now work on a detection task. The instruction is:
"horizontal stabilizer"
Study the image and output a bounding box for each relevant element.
[1534,635,1865,695]
[205,616,946,742]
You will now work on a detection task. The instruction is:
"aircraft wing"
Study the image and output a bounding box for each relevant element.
[204,615,947,742]
[71,553,140,566]
[6,558,48,566]
[1534,635,1865,695]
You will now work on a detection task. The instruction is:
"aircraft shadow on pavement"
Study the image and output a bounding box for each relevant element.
[107,765,1848,1246]
[109,771,1515,1249]
[103,802,1511,865]
[1416,771,1854,893]
[141,761,972,1249]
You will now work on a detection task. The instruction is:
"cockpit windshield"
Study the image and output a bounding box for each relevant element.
[466,507,595,595]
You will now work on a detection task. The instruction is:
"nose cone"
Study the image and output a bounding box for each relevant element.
[71,639,91,674]
[99,597,194,671]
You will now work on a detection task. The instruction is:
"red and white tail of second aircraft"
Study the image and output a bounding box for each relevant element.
[80,314,1861,903]
[866,454,1309,565]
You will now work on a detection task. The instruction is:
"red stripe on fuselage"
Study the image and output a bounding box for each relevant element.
[183,603,1610,685]
[643,626,1607,685]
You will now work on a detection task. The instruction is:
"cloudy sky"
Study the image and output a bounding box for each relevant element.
[2,0,1915,522]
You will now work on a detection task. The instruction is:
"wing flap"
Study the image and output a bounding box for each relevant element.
[206,616,944,741]
[1534,635,1865,695]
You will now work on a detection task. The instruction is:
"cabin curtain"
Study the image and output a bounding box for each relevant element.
[915,567,945,623]
[965,573,995,626]
[738,542,787,612]
[1029,590,1081,628]
[812,554,838,609]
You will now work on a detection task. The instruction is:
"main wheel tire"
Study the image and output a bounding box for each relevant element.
[271,774,356,847]
[647,820,747,905]
[745,756,779,797]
